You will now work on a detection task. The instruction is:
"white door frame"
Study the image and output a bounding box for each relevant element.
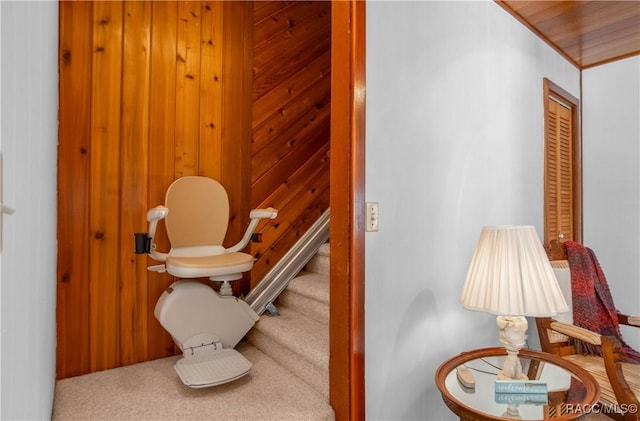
[0,2,58,418]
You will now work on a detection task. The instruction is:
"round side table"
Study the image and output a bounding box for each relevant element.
[435,347,600,420]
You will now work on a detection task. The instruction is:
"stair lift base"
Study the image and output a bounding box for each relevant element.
[154,281,259,388]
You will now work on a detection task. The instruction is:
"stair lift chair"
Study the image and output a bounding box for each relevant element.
[139,176,277,388]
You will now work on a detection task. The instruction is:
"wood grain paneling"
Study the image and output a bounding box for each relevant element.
[146,0,179,361]
[57,1,252,378]
[175,1,202,178]
[221,1,253,252]
[497,1,640,69]
[58,0,329,379]
[251,144,330,282]
[253,49,331,130]
[119,0,151,367]
[249,1,331,283]
[89,0,123,373]
[57,0,93,378]
[252,76,330,156]
[199,1,224,180]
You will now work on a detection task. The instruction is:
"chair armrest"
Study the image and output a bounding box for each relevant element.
[547,320,640,414]
[549,320,602,345]
[600,336,640,417]
[249,208,278,220]
[226,207,278,253]
[146,206,169,262]
[618,312,640,327]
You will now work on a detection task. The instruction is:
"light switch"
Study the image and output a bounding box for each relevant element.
[366,202,379,232]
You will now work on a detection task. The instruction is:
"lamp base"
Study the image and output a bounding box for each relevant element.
[502,404,523,419]
[497,370,528,381]
[496,315,529,380]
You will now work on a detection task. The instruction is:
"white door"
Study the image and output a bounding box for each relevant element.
[0,2,58,419]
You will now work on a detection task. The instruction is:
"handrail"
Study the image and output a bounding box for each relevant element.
[245,208,330,316]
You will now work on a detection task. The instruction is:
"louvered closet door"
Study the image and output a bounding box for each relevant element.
[545,97,574,244]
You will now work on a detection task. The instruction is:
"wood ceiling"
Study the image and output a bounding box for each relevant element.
[497,1,640,69]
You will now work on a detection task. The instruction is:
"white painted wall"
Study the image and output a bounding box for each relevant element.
[365,1,580,419]
[0,2,58,419]
[0,2,3,412]
[583,56,640,352]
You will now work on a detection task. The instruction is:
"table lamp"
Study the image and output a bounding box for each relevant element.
[460,225,569,380]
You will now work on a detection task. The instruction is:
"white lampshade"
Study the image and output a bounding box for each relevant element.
[460,225,569,317]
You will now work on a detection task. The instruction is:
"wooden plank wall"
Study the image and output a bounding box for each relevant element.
[57,0,330,379]
[249,1,331,284]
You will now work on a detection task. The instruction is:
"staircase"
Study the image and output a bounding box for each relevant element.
[248,242,331,400]
[248,243,329,398]
[51,243,333,420]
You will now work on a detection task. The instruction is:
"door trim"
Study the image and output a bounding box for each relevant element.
[542,77,582,245]
[329,1,366,420]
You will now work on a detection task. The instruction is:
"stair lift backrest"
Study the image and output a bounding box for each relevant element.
[164,176,229,252]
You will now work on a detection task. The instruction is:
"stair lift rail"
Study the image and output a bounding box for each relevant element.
[245,208,330,316]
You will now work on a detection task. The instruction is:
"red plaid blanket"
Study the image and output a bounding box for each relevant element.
[565,241,640,363]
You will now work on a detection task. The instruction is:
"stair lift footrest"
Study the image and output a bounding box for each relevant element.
[174,348,252,388]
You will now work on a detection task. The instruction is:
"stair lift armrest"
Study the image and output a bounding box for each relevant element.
[146,206,169,263]
[249,208,278,220]
[226,207,278,253]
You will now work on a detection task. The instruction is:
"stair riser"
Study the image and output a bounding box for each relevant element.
[306,255,329,276]
[248,330,329,399]
[316,242,330,258]
[287,272,329,304]
[251,310,329,369]
[279,291,328,325]
[246,242,330,403]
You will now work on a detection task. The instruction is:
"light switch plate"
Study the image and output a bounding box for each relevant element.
[366,202,379,232]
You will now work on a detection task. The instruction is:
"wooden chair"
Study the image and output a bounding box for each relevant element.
[536,241,640,421]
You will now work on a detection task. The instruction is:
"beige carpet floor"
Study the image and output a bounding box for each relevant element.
[52,343,334,421]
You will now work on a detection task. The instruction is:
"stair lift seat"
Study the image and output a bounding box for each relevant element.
[165,252,255,280]
[143,176,277,388]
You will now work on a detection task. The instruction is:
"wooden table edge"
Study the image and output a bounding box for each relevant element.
[434,347,601,421]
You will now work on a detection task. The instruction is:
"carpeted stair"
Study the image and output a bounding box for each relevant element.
[51,243,333,420]
[248,242,330,398]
